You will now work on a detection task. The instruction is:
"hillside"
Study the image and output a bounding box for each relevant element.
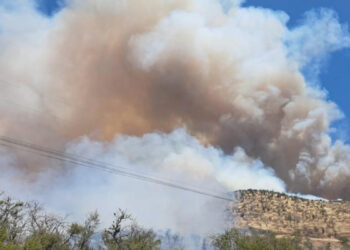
[231,190,350,249]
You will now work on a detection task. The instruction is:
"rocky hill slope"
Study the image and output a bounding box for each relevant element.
[231,190,350,249]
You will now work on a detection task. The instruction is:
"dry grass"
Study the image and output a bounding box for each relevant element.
[231,190,350,249]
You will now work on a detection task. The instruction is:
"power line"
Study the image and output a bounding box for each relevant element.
[0,136,234,202]
[0,81,233,202]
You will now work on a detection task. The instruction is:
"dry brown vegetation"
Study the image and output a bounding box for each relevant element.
[231,190,350,249]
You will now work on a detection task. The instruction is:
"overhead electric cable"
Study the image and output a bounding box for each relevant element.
[0,90,232,201]
[0,136,234,202]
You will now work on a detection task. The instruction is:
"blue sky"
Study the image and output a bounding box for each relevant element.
[243,0,350,141]
[35,0,350,141]
[35,0,63,16]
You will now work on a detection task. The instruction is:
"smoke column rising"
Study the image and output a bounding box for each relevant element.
[0,0,350,237]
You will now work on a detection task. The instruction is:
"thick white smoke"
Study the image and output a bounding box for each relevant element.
[0,0,350,239]
[0,129,284,235]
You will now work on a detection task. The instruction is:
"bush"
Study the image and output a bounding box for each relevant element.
[211,229,300,250]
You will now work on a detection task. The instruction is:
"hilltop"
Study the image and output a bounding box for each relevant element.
[231,189,350,248]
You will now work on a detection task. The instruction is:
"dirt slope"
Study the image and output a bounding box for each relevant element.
[231,190,350,249]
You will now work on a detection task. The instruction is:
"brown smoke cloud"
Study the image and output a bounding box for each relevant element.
[0,0,350,200]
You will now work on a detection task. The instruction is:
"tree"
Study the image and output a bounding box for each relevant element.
[0,193,166,249]
[0,196,26,245]
[103,209,160,250]
[23,202,70,250]
[68,211,99,250]
[0,194,70,250]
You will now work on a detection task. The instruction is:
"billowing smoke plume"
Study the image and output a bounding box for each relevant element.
[0,128,285,235]
[0,0,350,235]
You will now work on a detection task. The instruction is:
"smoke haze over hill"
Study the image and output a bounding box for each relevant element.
[0,0,350,237]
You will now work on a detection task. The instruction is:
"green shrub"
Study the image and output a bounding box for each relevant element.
[211,229,300,250]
